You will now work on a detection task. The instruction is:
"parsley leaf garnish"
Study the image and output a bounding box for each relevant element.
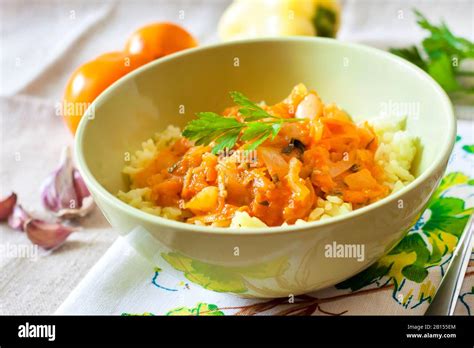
[182,92,304,154]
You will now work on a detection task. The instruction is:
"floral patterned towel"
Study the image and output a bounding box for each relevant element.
[56,121,474,316]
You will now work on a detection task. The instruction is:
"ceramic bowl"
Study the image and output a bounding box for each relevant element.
[75,38,455,298]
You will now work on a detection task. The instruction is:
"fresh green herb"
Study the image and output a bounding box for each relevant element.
[389,10,474,95]
[182,91,304,154]
[390,46,427,70]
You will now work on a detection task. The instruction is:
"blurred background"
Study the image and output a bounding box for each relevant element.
[1,0,472,100]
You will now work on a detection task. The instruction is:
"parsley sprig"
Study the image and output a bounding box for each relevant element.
[390,10,474,96]
[182,91,304,154]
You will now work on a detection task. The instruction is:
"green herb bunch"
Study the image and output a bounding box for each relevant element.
[390,10,474,96]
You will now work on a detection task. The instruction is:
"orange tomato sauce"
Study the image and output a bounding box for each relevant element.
[134,86,390,227]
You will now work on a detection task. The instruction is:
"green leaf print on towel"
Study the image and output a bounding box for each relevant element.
[431,172,473,202]
[166,303,224,316]
[336,172,473,292]
[161,252,289,293]
[462,145,474,154]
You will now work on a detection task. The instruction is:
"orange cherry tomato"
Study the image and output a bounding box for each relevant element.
[62,23,197,135]
[124,22,198,61]
[63,51,149,134]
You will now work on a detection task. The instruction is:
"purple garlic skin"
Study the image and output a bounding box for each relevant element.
[0,193,17,221]
[41,147,93,218]
[41,147,78,211]
[7,204,31,231]
[25,219,76,250]
[73,169,90,204]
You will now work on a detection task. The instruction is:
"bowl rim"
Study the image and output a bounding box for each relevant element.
[75,36,456,236]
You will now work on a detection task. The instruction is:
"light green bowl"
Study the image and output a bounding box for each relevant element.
[75,37,455,298]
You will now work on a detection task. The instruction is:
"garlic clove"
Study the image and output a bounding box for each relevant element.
[73,169,91,204]
[0,193,17,221]
[41,147,79,212]
[7,204,31,231]
[25,219,76,250]
[55,196,95,220]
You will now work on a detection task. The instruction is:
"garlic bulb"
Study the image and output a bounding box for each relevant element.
[41,147,93,219]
